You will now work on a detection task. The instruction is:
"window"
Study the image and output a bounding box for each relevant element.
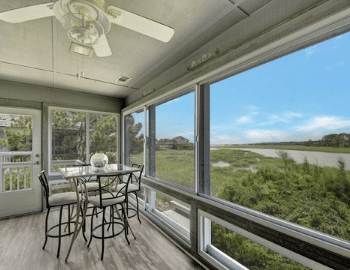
[152,92,195,189]
[123,91,195,242]
[50,108,118,173]
[0,114,33,191]
[124,110,144,166]
[210,32,350,245]
[147,189,191,239]
[199,211,317,270]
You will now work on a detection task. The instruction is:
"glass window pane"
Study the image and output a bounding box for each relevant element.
[51,110,87,171]
[211,221,309,269]
[150,190,190,239]
[0,114,33,191]
[89,113,118,163]
[124,110,144,166]
[210,33,350,242]
[154,92,195,189]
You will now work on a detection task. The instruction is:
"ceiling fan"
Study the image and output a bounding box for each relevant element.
[0,0,175,57]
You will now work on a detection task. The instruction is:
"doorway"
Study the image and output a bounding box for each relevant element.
[0,107,41,218]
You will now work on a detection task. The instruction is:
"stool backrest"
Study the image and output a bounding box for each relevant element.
[96,174,131,208]
[131,164,144,190]
[38,170,50,207]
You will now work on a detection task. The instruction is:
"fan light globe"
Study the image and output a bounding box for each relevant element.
[62,13,104,44]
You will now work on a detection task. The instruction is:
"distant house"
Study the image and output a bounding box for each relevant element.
[157,138,174,148]
[172,136,189,144]
[157,136,193,149]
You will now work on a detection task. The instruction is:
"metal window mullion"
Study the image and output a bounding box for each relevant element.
[48,108,52,174]
[195,83,211,254]
[86,113,90,163]
[143,106,147,173]
[0,158,3,192]
[197,83,210,195]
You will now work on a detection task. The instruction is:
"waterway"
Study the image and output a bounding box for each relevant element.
[234,148,350,171]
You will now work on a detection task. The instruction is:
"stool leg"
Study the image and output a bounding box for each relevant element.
[68,205,71,234]
[101,207,106,260]
[57,206,63,258]
[121,204,130,245]
[42,207,50,249]
[80,204,88,242]
[111,205,115,235]
[135,192,141,224]
[87,207,96,248]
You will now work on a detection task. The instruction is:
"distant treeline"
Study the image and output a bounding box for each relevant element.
[249,133,350,148]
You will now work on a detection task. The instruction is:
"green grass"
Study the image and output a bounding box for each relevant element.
[131,148,350,269]
[132,148,350,239]
[155,149,195,189]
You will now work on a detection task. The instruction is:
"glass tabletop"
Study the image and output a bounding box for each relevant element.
[59,164,139,179]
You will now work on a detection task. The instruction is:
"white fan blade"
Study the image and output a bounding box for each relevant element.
[107,6,174,43]
[92,34,112,57]
[0,3,54,23]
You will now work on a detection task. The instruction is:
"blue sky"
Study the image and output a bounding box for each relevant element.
[134,32,350,145]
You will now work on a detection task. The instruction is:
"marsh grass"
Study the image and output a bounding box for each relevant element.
[132,148,350,269]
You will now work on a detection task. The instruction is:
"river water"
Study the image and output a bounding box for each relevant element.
[233,148,350,171]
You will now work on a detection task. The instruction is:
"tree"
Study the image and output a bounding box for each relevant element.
[51,110,118,163]
[52,110,87,161]
[0,115,32,151]
[125,114,143,154]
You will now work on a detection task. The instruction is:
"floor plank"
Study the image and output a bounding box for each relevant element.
[0,209,204,270]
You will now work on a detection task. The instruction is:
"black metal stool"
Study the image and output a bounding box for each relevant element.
[87,175,132,260]
[38,170,84,258]
[113,164,144,223]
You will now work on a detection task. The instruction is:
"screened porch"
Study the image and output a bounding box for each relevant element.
[1,0,350,269]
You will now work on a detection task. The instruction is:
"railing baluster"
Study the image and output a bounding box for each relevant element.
[9,168,13,191]
[17,167,20,190]
[24,167,27,189]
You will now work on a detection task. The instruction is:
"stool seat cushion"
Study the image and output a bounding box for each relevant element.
[113,183,139,193]
[89,193,126,207]
[48,192,77,206]
[78,182,99,192]
[132,172,141,179]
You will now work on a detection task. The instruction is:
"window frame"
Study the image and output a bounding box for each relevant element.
[121,8,350,268]
[48,106,119,176]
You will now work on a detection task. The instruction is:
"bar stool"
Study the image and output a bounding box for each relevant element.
[87,174,132,260]
[113,164,144,223]
[38,170,82,258]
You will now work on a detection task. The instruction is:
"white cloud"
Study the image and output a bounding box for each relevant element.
[260,111,302,125]
[334,34,345,41]
[211,135,243,145]
[296,116,350,131]
[237,116,252,124]
[326,60,345,70]
[247,105,259,112]
[305,45,321,57]
[284,111,303,118]
[245,129,288,142]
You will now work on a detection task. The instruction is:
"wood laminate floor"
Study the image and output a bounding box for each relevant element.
[0,209,204,270]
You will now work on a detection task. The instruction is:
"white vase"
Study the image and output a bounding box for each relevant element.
[90,153,108,167]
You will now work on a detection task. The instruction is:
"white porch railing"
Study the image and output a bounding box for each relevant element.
[0,152,32,193]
